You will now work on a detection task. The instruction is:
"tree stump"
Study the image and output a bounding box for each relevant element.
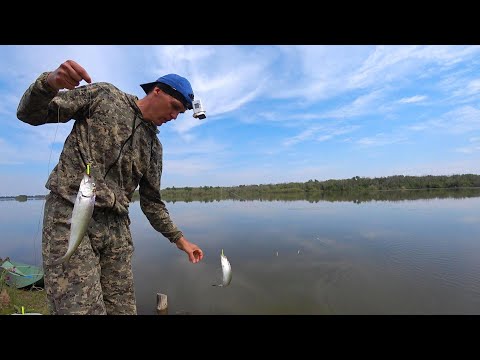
[156,293,168,315]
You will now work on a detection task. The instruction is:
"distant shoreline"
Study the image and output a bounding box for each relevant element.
[0,195,45,201]
[3,174,480,201]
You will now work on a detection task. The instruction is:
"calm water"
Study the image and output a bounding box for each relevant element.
[1,194,480,314]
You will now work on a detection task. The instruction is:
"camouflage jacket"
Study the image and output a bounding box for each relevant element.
[17,72,183,243]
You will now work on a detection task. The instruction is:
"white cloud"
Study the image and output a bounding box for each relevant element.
[322,89,385,119]
[455,136,480,153]
[466,78,480,93]
[349,46,480,90]
[356,133,408,147]
[439,106,480,133]
[407,105,480,134]
[283,124,359,147]
[148,46,277,132]
[455,146,480,154]
[348,45,421,88]
[272,45,374,102]
[398,95,427,104]
[283,126,320,146]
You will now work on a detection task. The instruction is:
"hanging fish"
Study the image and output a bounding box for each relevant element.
[212,249,232,287]
[52,171,96,270]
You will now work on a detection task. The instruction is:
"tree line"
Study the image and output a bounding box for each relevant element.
[4,174,480,203]
[130,174,480,202]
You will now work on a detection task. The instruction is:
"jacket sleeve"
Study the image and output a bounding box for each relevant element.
[139,141,184,243]
[17,72,90,126]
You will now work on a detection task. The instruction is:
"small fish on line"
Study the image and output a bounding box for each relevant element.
[52,171,96,271]
[212,249,232,287]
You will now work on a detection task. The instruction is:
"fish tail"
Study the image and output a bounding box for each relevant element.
[51,256,65,267]
[51,254,71,271]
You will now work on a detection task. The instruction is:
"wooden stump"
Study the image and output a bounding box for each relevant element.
[156,293,168,315]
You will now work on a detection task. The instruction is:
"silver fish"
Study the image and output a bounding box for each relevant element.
[52,173,96,270]
[213,249,232,287]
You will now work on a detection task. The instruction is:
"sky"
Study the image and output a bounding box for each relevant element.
[1,45,480,196]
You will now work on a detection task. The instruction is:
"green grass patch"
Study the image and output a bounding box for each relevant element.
[0,270,49,315]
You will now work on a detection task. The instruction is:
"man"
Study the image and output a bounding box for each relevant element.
[16,59,204,315]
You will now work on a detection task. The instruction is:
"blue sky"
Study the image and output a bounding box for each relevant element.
[1,45,480,196]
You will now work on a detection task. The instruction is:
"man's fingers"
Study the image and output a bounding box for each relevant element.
[62,61,86,84]
[68,60,92,83]
[192,249,203,263]
[63,75,79,88]
[48,60,91,91]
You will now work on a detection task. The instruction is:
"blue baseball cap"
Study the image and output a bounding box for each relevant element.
[140,74,194,110]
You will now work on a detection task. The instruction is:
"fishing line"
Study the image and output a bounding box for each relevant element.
[31,106,62,272]
[32,80,96,271]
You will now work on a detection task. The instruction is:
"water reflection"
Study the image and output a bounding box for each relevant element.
[157,187,480,203]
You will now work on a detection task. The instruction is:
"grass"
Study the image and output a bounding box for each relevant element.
[0,270,49,315]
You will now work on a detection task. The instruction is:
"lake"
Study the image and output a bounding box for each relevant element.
[2,191,480,315]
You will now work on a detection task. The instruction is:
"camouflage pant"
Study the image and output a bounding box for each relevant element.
[42,192,136,315]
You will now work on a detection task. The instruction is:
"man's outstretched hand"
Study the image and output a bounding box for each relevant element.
[175,237,204,264]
